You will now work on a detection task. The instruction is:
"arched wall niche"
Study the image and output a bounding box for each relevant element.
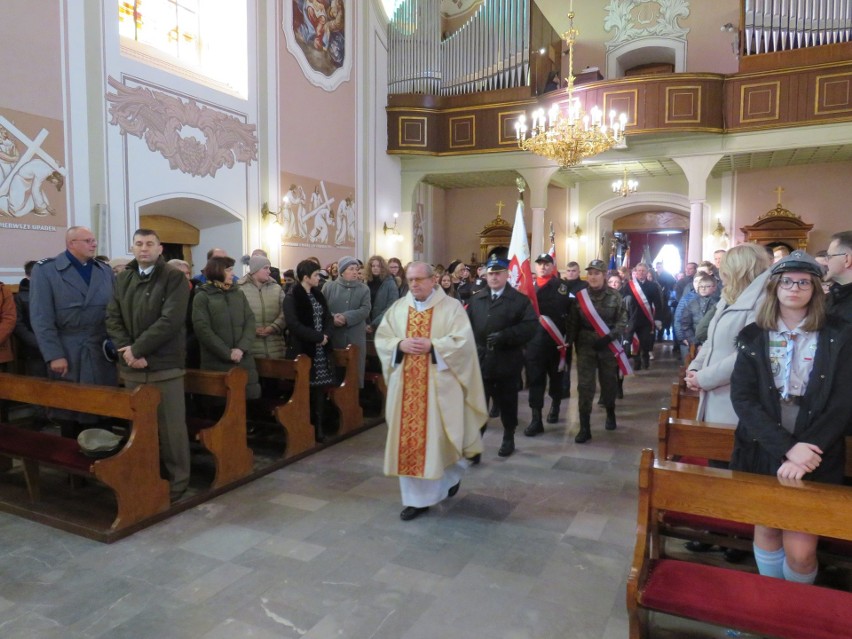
[606,38,686,79]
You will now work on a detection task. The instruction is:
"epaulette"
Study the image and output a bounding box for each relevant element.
[36,257,54,265]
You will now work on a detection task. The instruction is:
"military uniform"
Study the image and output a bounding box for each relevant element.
[568,260,627,443]
[30,251,117,435]
[467,259,538,456]
[524,258,572,435]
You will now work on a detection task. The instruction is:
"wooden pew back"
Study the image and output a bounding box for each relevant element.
[628,448,852,639]
[0,372,169,532]
[255,355,314,459]
[184,367,252,489]
[331,345,363,434]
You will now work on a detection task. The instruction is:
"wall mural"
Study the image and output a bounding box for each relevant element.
[279,174,356,250]
[0,113,66,225]
[284,0,352,91]
[105,76,258,178]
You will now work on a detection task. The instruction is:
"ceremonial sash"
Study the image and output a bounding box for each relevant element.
[539,314,568,372]
[629,278,655,325]
[576,288,633,376]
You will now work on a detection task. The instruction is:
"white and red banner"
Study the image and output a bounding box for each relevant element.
[508,198,539,315]
[576,288,633,376]
[508,198,569,370]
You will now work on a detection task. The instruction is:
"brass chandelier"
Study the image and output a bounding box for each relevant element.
[612,166,639,197]
[515,6,627,168]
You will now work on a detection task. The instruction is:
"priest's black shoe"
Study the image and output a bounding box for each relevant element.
[400,506,429,521]
[448,482,460,497]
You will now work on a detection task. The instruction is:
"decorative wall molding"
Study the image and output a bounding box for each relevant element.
[105,76,258,178]
[604,0,690,47]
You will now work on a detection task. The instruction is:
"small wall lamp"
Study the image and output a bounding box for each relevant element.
[383,212,403,242]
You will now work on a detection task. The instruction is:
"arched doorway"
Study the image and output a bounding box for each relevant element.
[137,195,244,274]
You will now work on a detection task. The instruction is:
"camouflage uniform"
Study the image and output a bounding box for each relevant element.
[567,280,627,442]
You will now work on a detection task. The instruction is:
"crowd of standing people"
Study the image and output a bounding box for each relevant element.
[2,228,852,544]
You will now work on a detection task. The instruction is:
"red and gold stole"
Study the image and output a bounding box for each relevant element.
[397,306,434,476]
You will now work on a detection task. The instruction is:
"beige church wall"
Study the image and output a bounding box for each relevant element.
[565,1,740,77]
[732,161,852,252]
[0,1,66,282]
[278,2,357,271]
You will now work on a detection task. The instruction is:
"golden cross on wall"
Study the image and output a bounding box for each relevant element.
[496,200,505,218]
[775,186,785,206]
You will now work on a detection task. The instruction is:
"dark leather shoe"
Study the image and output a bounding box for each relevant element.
[723,547,749,564]
[469,453,481,465]
[400,506,429,521]
[685,540,715,553]
[524,421,544,437]
[448,482,460,498]
[498,439,515,457]
[489,404,500,418]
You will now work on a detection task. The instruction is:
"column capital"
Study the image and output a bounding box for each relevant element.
[672,154,724,201]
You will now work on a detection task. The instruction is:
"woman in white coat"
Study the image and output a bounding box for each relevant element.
[686,243,772,423]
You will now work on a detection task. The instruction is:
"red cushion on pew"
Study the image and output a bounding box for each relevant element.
[0,423,93,473]
[641,558,852,639]
[662,511,754,538]
[676,456,709,466]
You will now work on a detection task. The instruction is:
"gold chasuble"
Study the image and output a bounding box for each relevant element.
[376,287,486,480]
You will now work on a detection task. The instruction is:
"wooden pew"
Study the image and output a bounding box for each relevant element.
[657,408,852,557]
[363,340,387,417]
[0,372,169,533]
[669,378,698,420]
[627,448,852,639]
[254,355,314,459]
[184,367,253,489]
[331,345,363,435]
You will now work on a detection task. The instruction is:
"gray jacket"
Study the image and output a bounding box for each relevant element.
[323,278,371,387]
[30,252,117,386]
[369,276,400,329]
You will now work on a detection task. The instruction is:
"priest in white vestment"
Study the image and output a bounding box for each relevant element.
[375,261,486,520]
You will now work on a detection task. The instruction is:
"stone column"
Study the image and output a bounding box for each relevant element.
[672,154,724,263]
[516,166,559,258]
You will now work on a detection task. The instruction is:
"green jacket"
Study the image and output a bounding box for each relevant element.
[567,285,627,348]
[192,282,260,399]
[106,257,189,372]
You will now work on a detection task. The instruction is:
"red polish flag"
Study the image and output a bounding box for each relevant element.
[507,197,539,315]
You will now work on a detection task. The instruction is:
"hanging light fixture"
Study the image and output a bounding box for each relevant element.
[612,166,639,197]
[515,4,627,168]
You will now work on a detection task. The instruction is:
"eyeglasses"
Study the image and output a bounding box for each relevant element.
[826,252,848,259]
[778,277,813,291]
[71,238,97,245]
[408,276,432,284]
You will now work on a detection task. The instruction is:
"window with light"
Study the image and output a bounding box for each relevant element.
[118,0,247,97]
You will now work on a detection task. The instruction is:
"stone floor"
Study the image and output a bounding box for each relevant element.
[0,344,752,638]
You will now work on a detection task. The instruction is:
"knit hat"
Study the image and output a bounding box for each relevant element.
[447,259,462,275]
[248,254,271,275]
[338,256,359,273]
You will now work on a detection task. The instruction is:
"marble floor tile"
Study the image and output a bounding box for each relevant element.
[0,345,736,639]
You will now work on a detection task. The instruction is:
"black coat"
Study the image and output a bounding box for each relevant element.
[467,286,538,379]
[729,320,852,484]
[623,279,663,330]
[282,284,334,360]
[527,276,572,353]
[827,281,852,324]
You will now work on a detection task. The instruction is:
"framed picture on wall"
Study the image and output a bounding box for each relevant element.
[283,0,352,92]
